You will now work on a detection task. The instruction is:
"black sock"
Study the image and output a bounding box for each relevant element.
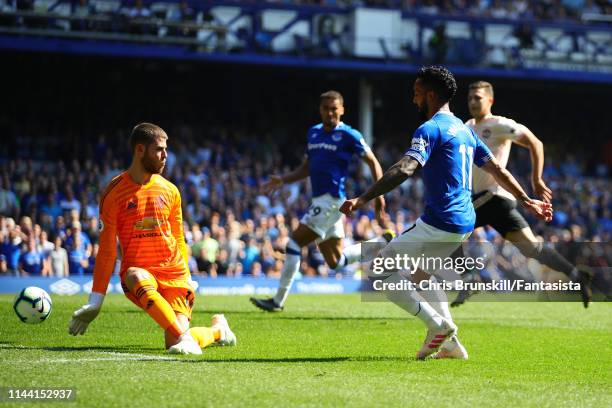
[534,244,578,280]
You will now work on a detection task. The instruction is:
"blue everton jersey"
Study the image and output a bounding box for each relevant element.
[405,112,494,234]
[306,123,371,199]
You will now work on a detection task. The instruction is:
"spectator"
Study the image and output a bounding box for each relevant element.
[1,228,22,275]
[72,0,95,31]
[428,23,448,64]
[40,193,62,221]
[67,233,89,276]
[128,0,151,18]
[0,179,19,219]
[60,188,81,215]
[49,235,69,277]
[64,220,92,256]
[19,238,45,276]
[201,227,219,264]
[0,254,7,274]
[240,238,260,274]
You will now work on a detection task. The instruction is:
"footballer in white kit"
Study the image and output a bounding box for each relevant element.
[450,81,593,308]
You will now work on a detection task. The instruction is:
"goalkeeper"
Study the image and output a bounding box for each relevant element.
[68,123,236,354]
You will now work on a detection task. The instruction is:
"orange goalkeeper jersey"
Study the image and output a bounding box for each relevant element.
[92,172,189,294]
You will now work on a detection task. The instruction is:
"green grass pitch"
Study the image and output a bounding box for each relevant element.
[0,294,610,407]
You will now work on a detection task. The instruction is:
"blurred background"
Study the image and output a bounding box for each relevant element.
[0,0,610,292]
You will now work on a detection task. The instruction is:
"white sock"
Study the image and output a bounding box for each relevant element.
[333,254,347,271]
[418,276,453,323]
[273,239,301,306]
[343,236,387,264]
[385,273,444,330]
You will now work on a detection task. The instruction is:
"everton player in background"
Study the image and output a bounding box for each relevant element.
[251,91,393,312]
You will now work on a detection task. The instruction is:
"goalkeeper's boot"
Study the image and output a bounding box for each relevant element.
[250,297,283,312]
[211,314,237,346]
[168,330,202,355]
[416,319,457,360]
[432,335,468,360]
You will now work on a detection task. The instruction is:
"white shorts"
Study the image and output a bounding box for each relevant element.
[300,194,345,243]
[380,218,471,280]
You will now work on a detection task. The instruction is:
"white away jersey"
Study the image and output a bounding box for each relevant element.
[466,115,527,200]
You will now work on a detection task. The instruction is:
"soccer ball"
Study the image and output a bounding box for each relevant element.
[13,287,53,324]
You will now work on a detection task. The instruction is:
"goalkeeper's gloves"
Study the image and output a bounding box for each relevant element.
[68,292,105,336]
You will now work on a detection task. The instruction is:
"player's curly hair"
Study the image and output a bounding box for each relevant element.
[416,66,457,103]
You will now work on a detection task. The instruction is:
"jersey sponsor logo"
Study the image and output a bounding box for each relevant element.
[308,142,338,151]
[411,137,429,152]
[132,231,163,239]
[332,132,343,142]
[482,128,492,139]
[127,201,137,210]
[134,217,162,231]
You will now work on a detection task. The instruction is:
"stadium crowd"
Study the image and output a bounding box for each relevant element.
[1,128,610,281]
[3,0,610,29]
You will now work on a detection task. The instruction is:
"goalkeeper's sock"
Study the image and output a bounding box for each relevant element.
[132,278,183,338]
[189,327,219,348]
[273,239,301,307]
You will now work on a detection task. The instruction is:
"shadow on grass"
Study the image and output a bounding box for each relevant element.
[273,316,408,321]
[0,343,161,353]
[1,342,418,364]
[108,308,415,321]
[177,355,417,364]
[117,309,266,317]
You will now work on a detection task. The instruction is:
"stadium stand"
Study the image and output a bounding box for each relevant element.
[0,1,610,80]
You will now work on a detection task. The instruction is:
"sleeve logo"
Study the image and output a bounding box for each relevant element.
[411,137,428,152]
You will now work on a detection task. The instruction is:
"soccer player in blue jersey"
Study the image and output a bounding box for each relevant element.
[341,66,552,360]
[250,90,390,312]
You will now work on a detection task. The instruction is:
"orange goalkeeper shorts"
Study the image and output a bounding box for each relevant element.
[121,270,196,320]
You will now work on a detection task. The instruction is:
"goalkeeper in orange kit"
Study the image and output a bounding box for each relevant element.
[68,123,236,354]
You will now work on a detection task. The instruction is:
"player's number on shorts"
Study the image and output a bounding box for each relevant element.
[309,206,321,216]
[459,144,474,190]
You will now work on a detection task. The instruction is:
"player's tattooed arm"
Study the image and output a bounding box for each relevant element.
[360,156,419,203]
[340,156,419,216]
